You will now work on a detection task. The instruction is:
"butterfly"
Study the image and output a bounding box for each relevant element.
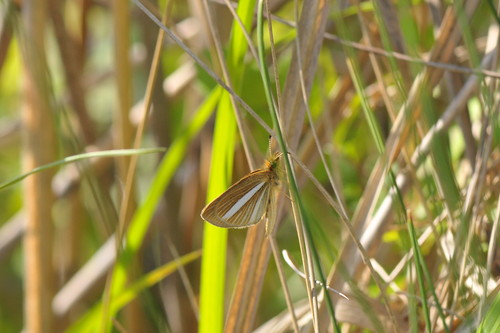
[201,152,281,233]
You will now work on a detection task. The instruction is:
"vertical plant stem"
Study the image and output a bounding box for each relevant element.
[113,0,136,236]
[20,0,57,331]
[109,0,142,331]
[407,216,432,333]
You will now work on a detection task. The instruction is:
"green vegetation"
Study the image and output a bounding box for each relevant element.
[0,0,498,332]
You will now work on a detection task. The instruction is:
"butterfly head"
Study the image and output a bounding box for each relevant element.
[265,152,282,171]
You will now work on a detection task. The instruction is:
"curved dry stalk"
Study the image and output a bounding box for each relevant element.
[282,250,349,300]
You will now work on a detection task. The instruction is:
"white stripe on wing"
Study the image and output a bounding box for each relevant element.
[222,182,265,219]
[248,190,266,223]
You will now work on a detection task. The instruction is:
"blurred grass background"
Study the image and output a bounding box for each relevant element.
[0,0,499,332]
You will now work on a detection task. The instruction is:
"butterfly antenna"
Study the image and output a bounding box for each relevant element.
[265,135,272,158]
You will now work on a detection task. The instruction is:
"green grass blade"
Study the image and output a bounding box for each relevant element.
[407,217,432,333]
[97,87,219,332]
[66,250,202,333]
[478,292,500,333]
[199,1,257,331]
[0,148,164,190]
[199,93,236,333]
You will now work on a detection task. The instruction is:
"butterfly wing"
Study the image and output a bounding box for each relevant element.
[201,171,272,228]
